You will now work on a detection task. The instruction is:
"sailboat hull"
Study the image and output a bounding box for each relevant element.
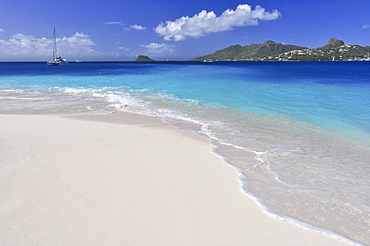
[47,61,68,66]
[47,62,60,66]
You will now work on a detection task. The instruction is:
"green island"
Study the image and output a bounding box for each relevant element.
[135,55,155,62]
[192,38,370,62]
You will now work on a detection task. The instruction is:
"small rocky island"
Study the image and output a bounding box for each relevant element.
[135,55,155,61]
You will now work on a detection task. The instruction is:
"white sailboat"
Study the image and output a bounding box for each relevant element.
[47,25,68,66]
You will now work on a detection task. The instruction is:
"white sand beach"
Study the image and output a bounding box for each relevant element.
[0,113,349,245]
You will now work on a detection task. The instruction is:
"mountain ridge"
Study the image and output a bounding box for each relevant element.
[192,38,370,61]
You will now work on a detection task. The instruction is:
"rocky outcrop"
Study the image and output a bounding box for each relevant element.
[135,55,155,61]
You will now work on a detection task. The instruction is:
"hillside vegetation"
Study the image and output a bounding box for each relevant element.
[192,38,370,61]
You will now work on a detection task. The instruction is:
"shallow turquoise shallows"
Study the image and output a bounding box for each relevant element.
[1,61,369,245]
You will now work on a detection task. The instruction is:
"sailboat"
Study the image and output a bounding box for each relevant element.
[47,25,68,66]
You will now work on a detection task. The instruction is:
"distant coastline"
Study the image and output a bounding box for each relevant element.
[192,38,370,62]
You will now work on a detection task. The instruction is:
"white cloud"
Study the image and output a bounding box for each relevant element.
[0,32,100,60]
[155,4,280,41]
[124,25,147,31]
[362,24,370,30]
[103,21,123,25]
[130,24,146,30]
[140,43,176,54]
[0,28,4,32]
[116,46,129,50]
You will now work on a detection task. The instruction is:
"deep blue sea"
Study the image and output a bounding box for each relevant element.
[1,61,369,245]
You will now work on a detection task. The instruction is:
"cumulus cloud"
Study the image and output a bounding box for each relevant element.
[0,32,99,60]
[362,24,370,30]
[130,24,146,30]
[0,28,4,32]
[155,4,280,41]
[140,43,176,54]
[59,33,97,52]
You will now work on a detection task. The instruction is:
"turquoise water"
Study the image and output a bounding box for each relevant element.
[0,61,369,245]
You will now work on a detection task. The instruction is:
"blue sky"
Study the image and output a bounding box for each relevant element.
[0,0,369,61]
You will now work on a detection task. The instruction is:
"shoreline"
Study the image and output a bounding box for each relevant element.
[0,112,351,245]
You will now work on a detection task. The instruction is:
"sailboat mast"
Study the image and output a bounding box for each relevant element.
[52,26,57,59]
[47,24,67,65]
